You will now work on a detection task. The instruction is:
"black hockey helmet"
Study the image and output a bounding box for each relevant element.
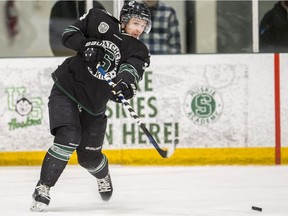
[120,0,151,34]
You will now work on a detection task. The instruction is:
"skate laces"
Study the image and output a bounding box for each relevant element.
[35,183,50,200]
[97,175,112,192]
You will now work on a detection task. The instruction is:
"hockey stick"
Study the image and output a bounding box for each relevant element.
[98,66,175,158]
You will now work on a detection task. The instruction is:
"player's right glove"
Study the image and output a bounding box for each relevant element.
[80,39,105,74]
[109,72,137,103]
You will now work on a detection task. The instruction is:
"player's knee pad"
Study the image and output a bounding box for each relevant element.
[81,115,107,148]
[54,125,82,146]
[77,149,109,179]
[48,125,81,162]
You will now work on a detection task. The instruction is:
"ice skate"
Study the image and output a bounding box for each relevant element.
[97,172,113,201]
[30,181,51,212]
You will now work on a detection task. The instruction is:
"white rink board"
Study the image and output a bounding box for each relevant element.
[0,54,286,151]
[280,54,288,148]
[0,58,63,151]
[147,54,275,148]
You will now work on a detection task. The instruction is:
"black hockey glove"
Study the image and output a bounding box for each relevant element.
[80,39,105,74]
[109,72,137,103]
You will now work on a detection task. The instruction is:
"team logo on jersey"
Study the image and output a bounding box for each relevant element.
[184,86,223,125]
[98,22,109,33]
[87,40,121,80]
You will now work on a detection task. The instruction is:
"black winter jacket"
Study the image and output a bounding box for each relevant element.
[259,2,288,52]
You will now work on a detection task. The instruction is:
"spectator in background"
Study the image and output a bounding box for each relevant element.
[140,0,181,54]
[5,0,19,42]
[259,1,288,52]
[49,0,105,56]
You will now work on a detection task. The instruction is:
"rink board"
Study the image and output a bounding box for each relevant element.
[1,147,288,166]
[0,54,288,165]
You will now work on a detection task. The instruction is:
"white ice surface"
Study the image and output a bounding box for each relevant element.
[0,165,288,216]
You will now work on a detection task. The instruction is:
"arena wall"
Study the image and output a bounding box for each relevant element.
[0,54,287,165]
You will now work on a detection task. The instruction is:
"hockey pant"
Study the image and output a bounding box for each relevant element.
[39,86,108,187]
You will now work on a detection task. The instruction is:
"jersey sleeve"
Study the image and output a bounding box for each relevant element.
[120,40,150,82]
[61,8,103,52]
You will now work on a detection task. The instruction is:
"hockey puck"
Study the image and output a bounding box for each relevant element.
[252,206,262,212]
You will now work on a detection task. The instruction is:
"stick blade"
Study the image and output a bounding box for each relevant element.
[157,148,169,158]
[154,142,176,158]
[166,143,176,158]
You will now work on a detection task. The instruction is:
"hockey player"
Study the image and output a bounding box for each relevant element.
[30,0,151,212]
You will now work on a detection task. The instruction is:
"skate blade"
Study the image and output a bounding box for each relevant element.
[30,200,48,212]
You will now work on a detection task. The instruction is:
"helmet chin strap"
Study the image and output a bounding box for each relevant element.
[120,23,126,33]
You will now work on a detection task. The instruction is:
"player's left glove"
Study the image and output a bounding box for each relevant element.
[80,39,105,74]
[109,72,137,103]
